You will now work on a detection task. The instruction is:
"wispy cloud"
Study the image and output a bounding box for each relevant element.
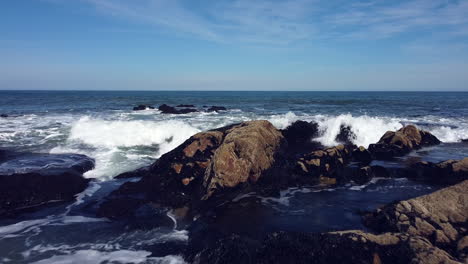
[65,0,468,44]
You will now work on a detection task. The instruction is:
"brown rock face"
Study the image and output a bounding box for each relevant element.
[98,120,284,218]
[202,121,283,199]
[295,144,355,184]
[364,180,468,252]
[369,125,440,159]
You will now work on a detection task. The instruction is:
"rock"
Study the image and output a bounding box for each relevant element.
[177,104,195,107]
[295,144,355,184]
[207,106,227,112]
[352,146,372,164]
[0,153,94,217]
[98,121,284,219]
[406,158,468,184]
[364,180,468,251]
[158,104,198,114]
[462,139,468,143]
[190,230,460,264]
[369,125,441,159]
[335,125,356,145]
[281,121,322,155]
[0,114,8,118]
[133,105,154,111]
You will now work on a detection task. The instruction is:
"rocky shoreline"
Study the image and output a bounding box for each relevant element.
[0,119,466,263]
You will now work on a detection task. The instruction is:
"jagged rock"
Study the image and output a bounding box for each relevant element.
[98,121,283,219]
[335,125,356,145]
[207,106,227,112]
[133,105,154,111]
[158,104,198,114]
[295,144,355,184]
[369,125,441,159]
[0,153,94,217]
[406,158,468,184]
[364,180,468,252]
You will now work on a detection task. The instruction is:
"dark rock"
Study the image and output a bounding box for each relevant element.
[0,153,94,217]
[98,121,284,219]
[404,158,468,184]
[462,139,468,143]
[190,230,459,264]
[335,125,356,145]
[207,106,227,112]
[176,104,195,108]
[133,105,154,111]
[369,125,441,160]
[0,114,8,118]
[114,166,150,179]
[281,121,322,155]
[158,104,198,114]
[352,146,372,164]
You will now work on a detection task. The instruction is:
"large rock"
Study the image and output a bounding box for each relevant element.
[364,180,468,252]
[98,121,284,219]
[0,152,94,217]
[369,125,441,159]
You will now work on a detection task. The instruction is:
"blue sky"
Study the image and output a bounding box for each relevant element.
[1,0,468,91]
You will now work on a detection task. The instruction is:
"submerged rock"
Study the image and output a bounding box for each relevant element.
[0,153,94,217]
[133,105,154,111]
[177,104,195,107]
[207,106,227,112]
[0,114,8,118]
[369,125,441,159]
[98,120,284,219]
[158,104,198,114]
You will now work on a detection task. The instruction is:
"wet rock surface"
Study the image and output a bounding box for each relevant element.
[0,152,94,217]
[369,125,441,159]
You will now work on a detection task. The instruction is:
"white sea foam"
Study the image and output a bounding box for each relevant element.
[313,114,403,147]
[30,250,186,264]
[68,116,199,149]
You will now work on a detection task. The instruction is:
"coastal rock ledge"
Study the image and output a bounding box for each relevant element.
[189,180,468,264]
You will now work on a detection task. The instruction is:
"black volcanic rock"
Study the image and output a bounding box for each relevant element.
[133,105,154,111]
[0,153,94,217]
[207,106,227,112]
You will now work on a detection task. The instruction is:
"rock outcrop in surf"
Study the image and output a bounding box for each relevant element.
[0,152,94,217]
[369,125,440,159]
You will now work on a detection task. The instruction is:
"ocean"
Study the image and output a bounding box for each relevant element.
[0,91,467,263]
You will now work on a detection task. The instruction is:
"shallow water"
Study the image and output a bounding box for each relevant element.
[0,91,467,263]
